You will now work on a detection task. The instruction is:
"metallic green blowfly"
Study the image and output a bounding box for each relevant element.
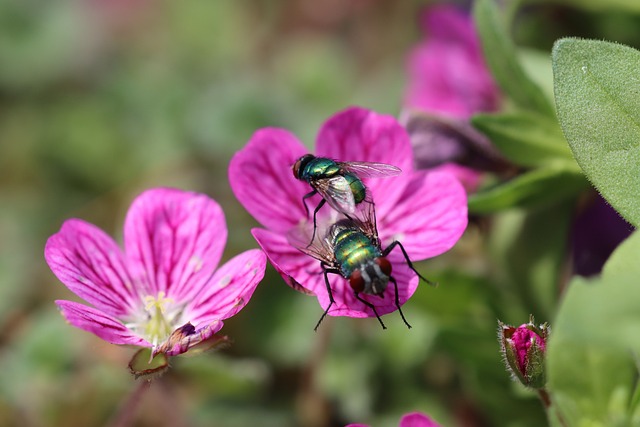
[288,202,430,330]
[292,154,401,243]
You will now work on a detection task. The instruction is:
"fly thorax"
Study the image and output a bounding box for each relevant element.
[307,157,340,179]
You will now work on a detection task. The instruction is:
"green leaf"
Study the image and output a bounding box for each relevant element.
[469,165,587,213]
[547,231,640,425]
[473,0,555,116]
[553,38,640,227]
[472,112,573,167]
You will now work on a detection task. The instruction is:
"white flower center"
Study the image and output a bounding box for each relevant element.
[126,291,185,348]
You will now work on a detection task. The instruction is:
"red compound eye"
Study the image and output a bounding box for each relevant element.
[292,158,302,178]
[375,257,392,276]
[349,270,365,293]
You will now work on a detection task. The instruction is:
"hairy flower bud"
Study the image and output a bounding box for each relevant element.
[499,315,549,389]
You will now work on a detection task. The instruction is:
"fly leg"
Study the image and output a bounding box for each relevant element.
[301,190,318,218]
[314,263,339,331]
[389,276,411,329]
[354,293,387,330]
[308,198,326,247]
[383,241,435,286]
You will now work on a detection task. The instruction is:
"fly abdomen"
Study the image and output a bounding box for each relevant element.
[343,173,366,204]
[332,228,381,277]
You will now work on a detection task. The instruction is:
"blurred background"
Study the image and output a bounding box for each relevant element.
[1,0,640,426]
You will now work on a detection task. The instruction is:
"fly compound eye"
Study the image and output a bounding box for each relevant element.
[375,257,392,276]
[292,154,313,179]
[349,270,365,293]
[292,158,302,178]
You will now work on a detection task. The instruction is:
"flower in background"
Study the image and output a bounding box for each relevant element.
[347,411,442,427]
[402,4,507,192]
[499,316,549,389]
[45,188,266,360]
[229,106,467,322]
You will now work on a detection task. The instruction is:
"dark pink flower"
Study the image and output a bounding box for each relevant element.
[403,5,505,193]
[45,188,266,357]
[347,411,442,427]
[229,106,467,322]
[404,4,499,118]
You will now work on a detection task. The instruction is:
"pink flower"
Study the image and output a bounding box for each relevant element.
[402,5,505,193]
[45,188,266,357]
[404,4,499,118]
[347,411,442,427]
[229,106,467,324]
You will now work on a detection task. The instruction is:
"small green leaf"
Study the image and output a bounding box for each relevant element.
[128,349,170,380]
[553,38,640,227]
[473,0,554,116]
[469,166,587,213]
[472,112,573,167]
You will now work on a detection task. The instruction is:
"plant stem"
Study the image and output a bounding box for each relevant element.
[538,388,568,427]
[106,380,151,427]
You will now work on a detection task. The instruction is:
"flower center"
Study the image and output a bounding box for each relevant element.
[142,292,176,347]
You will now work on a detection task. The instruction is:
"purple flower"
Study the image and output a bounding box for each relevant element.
[402,5,506,192]
[45,188,266,357]
[347,411,442,427]
[229,106,467,321]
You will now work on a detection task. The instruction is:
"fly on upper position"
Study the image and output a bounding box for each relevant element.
[292,154,401,244]
[288,201,430,331]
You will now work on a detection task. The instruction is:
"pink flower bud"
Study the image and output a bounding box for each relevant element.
[499,316,549,389]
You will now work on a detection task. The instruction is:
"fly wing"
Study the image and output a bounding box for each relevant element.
[351,199,381,246]
[286,220,336,265]
[313,176,357,215]
[339,161,402,178]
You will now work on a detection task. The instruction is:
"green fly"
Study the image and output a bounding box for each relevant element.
[288,202,429,330]
[292,154,401,243]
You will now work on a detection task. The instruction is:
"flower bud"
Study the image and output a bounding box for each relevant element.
[498,315,549,389]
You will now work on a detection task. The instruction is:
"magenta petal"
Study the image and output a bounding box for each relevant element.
[251,228,317,296]
[229,128,311,233]
[316,106,414,173]
[56,300,150,347]
[187,249,267,323]
[123,188,226,302]
[45,219,138,317]
[399,412,442,427]
[158,321,224,357]
[254,227,419,318]
[378,171,468,261]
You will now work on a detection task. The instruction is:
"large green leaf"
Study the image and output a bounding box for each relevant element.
[473,0,555,116]
[553,38,640,227]
[472,112,573,168]
[547,231,640,425]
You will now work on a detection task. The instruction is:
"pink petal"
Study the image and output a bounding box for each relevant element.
[45,219,138,317]
[124,188,226,302]
[377,171,468,261]
[253,228,420,319]
[229,128,311,233]
[399,412,442,427]
[155,321,224,357]
[251,228,317,296]
[430,163,483,193]
[186,249,267,324]
[56,300,151,347]
[316,106,414,174]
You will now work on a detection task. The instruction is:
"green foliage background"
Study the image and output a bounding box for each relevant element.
[1,1,639,426]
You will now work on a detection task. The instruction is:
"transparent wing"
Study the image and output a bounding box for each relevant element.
[339,161,402,178]
[313,176,357,215]
[351,199,381,246]
[286,220,336,265]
